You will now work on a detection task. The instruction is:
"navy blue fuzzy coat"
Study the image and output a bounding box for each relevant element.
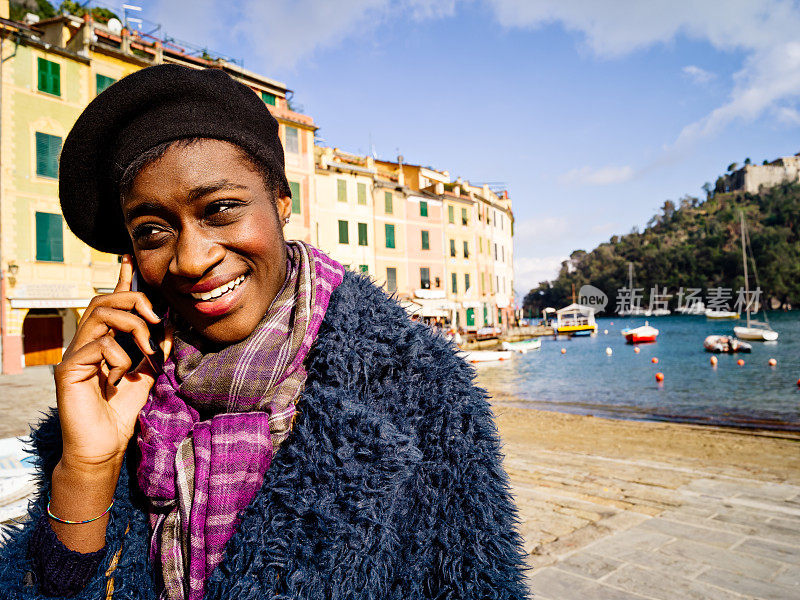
[0,273,529,599]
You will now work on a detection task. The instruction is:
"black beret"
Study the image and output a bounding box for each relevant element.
[59,64,288,254]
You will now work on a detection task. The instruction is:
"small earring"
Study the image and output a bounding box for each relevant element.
[284,217,290,224]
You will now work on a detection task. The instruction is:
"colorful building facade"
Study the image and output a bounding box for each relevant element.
[0,9,314,372]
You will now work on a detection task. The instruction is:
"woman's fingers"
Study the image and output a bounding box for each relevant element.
[115,254,133,293]
[82,291,160,325]
[72,306,156,359]
[108,358,156,434]
[60,334,132,389]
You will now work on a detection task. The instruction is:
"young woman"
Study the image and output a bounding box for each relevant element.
[0,65,528,599]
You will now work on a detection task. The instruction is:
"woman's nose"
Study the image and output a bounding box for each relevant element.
[169,227,225,279]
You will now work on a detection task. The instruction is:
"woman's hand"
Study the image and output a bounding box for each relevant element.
[54,254,162,472]
[49,255,166,552]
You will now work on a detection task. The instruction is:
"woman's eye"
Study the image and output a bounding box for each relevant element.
[206,201,243,219]
[131,224,169,246]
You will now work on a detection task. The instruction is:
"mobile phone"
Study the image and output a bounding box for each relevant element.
[129,265,165,371]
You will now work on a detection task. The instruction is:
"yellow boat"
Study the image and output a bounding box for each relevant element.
[555,303,598,336]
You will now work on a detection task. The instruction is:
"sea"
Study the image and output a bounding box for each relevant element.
[474,312,800,431]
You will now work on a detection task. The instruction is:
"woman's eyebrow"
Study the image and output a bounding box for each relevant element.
[187,180,248,201]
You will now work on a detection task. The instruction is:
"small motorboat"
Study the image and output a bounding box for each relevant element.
[621,322,659,344]
[705,309,740,320]
[703,335,752,353]
[459,350,514,363]
[733,324,779,342]
[501,338,542,353]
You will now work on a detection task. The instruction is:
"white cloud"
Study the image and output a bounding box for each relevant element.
[487,0,800,145]
[559,165,634,186]
[514,217,569,241]
[775,105,800,124]
[513,255,565,296]
[682,65,715,85]
[148,0,457,70]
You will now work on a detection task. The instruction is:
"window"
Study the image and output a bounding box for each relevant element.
[261,91,276,105]
[494,243,498,260]
[96,74,116,95]
[358,222,368,246]
[338,220,349,244]
[466,307,475,327]
[421,230,429,250]
[384,191,393,214]
[449,239,456,257]
[337,179,347,203]
[462,207,468,226]
[419,200,428,217]
[451,273,458,294]
[35,212,63,262]
[285,126,299,154]
[463,241,469,258]
[480,273,485,294]
[420,267,430,289]
[386,267,397,292]
[435,276,440,288]
[479,237,483,253]
[385,224,395,249]
[357,182,367,205]
[448,205,454,224]
[289,181,301,214]
[37,58,60,96]
[359,264,368,273]
[501,245,505,262]
[35,132,62,179]
[465,273,471,291]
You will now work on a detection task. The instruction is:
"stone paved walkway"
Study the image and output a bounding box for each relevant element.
[509,448,800,599]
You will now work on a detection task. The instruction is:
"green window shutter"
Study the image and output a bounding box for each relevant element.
[462,208,468,225]
[36,212,63,262]
[420,267,430,288]
[289,181,301,214]
[359,264,368,273]
[285,127,299,154]
[463,241,469,257]
[261,91,276,105]
[448,205,454,223]
[420,200,428,217]
[337,179,347,202]
[449,239,455,257]
[38,58,60,96]
[358,222,368,246]
[96,74,117,95]
[386,267,397,292]
[451,273,458,294]
[466,308,475,327]
[465,274,470,291]
[35,132,62,178]
[338,220,349,244]
[357,182,367,205]
[384,191,393,214]
[385,224,395,249]
[421,230,429,250]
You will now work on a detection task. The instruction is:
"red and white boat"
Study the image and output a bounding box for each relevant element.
[621,322,659,344]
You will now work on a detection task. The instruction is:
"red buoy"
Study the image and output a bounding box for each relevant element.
[634,347,640,354]
[768,358,777,367]
[737,359,745,366]
[710,356,718,366]
[651,357,658,364]
[655,372,664,382]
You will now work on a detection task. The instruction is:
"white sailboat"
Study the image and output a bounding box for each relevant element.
[732,211,778,342]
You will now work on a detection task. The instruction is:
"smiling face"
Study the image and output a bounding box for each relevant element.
[122,139,292,344]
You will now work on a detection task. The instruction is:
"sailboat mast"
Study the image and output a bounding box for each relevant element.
[740,211,750,327]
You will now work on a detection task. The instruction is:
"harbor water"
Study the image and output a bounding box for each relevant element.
[475,312,800,431]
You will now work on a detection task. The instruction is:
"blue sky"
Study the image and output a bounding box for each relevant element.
[131,0,800,301]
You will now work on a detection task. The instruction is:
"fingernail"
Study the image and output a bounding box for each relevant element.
[149,338,158,353]
[113,376,123,387]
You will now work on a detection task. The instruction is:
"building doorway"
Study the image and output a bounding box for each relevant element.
[23,309,63,366]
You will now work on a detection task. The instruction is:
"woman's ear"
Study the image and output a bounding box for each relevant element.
[276,195,292,225]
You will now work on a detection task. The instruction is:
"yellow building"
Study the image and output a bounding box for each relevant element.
[0,9,315,372]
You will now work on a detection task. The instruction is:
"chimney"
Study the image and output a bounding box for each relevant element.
[154,40,163,64]
[435,182,444,195]
[121,28,131,54]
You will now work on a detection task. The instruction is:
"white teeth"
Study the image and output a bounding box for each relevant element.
[191,275,245,301]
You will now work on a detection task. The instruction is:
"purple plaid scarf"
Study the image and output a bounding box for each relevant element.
[137,242,344,600]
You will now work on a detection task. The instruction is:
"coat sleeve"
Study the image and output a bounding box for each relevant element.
[0,410,156,600]
[392,338,530,599]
